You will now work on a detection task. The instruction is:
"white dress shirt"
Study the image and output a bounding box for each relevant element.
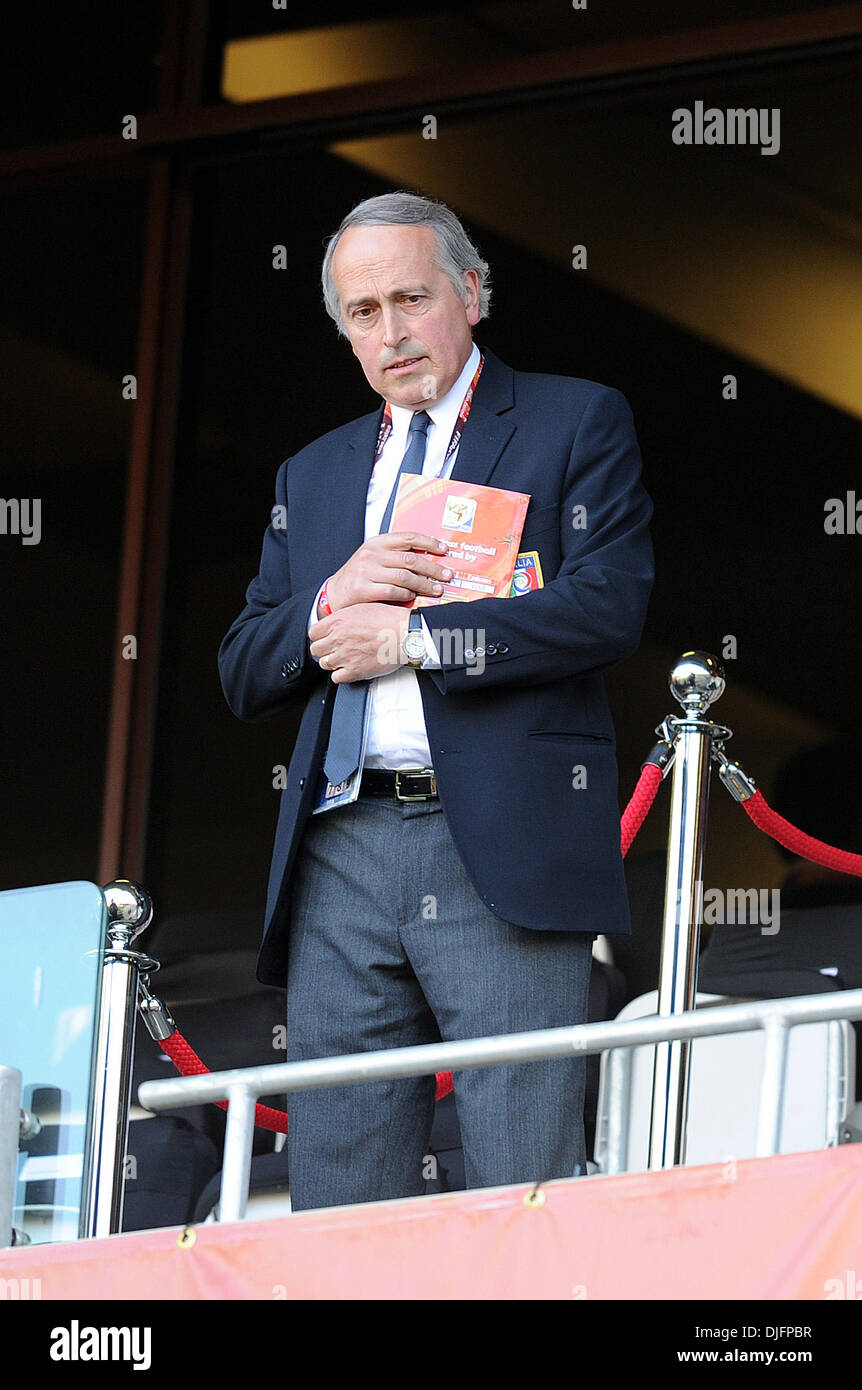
[308,341,481,770]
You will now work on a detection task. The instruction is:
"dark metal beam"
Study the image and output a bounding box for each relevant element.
[2,5,861,184]
[97,2,208,885]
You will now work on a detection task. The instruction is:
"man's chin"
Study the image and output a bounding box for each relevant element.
[394,374,438,408]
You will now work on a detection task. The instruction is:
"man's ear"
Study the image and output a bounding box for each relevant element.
[463,269,481,326]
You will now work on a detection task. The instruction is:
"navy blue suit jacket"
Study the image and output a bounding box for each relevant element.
[219,345,654,986]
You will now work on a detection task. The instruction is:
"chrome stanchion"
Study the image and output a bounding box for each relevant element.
[80,880,155,1239]
[648,652,728,1169]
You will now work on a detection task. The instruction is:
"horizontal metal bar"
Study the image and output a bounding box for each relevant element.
[138,989,862,1114]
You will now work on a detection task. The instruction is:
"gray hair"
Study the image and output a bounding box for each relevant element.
[321,190,492,336]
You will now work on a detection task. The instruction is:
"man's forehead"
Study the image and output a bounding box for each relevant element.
[333,222,438,282]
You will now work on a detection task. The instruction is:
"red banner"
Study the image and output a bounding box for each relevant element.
[4,1145,862,1300]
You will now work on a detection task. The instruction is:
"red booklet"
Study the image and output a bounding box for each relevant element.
[391,476,530,606]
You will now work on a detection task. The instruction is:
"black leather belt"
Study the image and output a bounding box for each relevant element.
[360,767,438,801]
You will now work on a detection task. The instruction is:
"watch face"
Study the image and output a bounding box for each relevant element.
[405,632,425,661]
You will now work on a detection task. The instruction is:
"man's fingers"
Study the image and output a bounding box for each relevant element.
[401,555,453,582]
[382,532,449,555]
[309,633,336,658]
[380,552,453,582]
[377,574,444,600]
[369,583,416,604]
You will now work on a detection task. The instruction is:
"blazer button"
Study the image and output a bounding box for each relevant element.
[486,643,497,655]
[464,648,475,660]
[474,646,485,658]
[496,642,509,654]
[299,777,306,789]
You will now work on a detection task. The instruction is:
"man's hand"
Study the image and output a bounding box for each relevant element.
[309,603,412,683]
[325,533,452,613]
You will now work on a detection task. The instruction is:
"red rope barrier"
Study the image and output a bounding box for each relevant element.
[621,762,664,858]
[741,789,862,877]
[159,1032,288,1134]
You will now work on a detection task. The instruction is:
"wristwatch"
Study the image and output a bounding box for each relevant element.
[402,608,426,668]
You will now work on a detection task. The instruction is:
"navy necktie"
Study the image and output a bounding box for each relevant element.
[322,410,431,788]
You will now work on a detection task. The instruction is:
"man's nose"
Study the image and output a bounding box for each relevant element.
[380,306,409,349]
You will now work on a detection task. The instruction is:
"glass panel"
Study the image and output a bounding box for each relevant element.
[0,881,105,1244]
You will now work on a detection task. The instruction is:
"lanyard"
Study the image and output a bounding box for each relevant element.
[372,352,485,473]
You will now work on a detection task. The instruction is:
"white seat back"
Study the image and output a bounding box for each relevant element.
[593,991,855,1173]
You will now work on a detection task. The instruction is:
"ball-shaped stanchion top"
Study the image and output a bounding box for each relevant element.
[669,651,726,712]
[102,879,153,943]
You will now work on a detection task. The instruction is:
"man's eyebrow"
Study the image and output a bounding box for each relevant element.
[345,285,431,314]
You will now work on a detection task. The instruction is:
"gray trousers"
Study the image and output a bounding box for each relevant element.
[285,794,594,1211]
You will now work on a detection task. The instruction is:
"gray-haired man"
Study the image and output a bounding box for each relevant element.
[219,191,654,1210]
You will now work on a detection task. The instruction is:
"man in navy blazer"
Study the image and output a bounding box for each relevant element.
[219,191,654,1211]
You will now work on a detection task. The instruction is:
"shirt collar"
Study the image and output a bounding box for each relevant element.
[388,341,481,440]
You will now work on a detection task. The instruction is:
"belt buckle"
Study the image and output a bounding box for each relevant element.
[394,768,437,801]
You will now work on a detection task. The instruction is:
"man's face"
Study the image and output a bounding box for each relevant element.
[331,223,480,408]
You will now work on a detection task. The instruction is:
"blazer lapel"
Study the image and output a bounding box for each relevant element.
[307,407,382,579]
[343,405,384,535]
[447,344,516,489]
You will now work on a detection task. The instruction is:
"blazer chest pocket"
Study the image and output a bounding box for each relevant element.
[518,504,561,584]
[520,503,559,542]
[527,730,614,744]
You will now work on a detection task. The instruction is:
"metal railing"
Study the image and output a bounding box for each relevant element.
[138,988,862,1224]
